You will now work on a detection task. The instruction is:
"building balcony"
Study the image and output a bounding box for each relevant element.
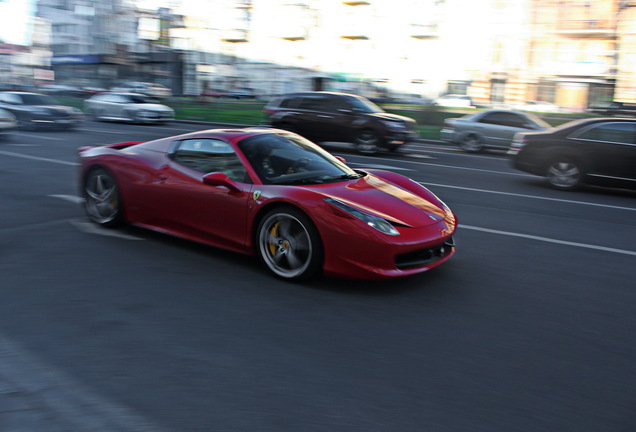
[340,34,369,40]
[222,29,249,43]
[410,23,439,39]
[553,19,616,37]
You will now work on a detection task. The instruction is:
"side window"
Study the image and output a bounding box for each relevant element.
[480,112,527,128]
[502,113,529,128]
[279,96,301,108]
[478,113,506,126]
[298,96,328,111]
[171,139,250,182]
[576,123,636,144]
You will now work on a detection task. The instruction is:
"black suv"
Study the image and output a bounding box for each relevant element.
[263,92,418,154]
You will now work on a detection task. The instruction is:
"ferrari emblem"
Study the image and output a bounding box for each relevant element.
[253,190,262,201]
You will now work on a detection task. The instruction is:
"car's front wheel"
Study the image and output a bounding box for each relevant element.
[459,134,483,152]
[17,116,36,131]
[257,207,322,280]
[355,129,380,154]
[546,156,583,190]
[83,168,125,227]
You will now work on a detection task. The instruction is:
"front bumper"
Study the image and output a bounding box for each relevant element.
[385,130,419,148]
[440,128,456,142]
[320,218,457,280]
[0,121,18,134]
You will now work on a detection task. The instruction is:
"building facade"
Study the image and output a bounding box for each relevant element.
[28,0,636,106]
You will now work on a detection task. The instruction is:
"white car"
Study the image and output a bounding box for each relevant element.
[513,100,561,113]
[0,107,17,138]
[110,82,172,98]
[433,94,473,108]
[85,92,174,124]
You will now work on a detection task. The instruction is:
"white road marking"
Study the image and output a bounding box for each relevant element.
[420,182,636,212]
[49,194,84,204]
[70,221,144,240]
[0,151,78,166]
[8,143,40,147]
[459,224,636,257]
[0,334,166,431]
[14,133,64,141]
[403,153,434,159]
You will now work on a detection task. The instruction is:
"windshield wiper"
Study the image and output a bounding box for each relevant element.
[321,173,364,182]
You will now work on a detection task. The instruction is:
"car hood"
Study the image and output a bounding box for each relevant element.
[132,103,172,111]
[365,112,415,124]
[311,173,453,229]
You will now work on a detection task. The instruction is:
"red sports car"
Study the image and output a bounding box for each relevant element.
[78,128,457,280]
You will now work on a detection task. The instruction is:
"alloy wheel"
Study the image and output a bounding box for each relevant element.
[546,159,582,190]
[257,209,321,280]
[84,169,123,226]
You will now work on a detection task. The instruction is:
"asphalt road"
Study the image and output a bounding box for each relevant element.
[1,120,635,432]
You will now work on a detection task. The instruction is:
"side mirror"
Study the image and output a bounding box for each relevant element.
[202,172,240,192]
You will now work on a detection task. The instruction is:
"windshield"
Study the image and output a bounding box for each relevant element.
[349,96,384,114]
[129,94,158,104]
[238,133,363,185]
[20,94,58,106]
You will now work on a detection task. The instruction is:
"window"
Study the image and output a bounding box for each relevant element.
[298,96,328,111]
[171,139,249,182]
[479,112,531,128]
[576,123,636,144]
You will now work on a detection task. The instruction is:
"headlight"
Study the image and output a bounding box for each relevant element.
[324,198,399,236]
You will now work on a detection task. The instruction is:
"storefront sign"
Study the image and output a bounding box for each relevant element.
[52,55,101,65]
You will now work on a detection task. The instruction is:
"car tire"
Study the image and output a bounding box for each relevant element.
[545,156,583,191]
[256,207,323,281]
[127,110,142,124]
[459,134,483,152]
[87,109,100,121]
[83,167,125,227]
[17,116,36,131]
[355,129,380,154]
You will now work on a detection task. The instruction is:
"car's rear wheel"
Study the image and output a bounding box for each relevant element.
[257,207,322,280]
[459,134,483,152]
[83,168,125,227]
[546,156,583,190]
[355,129,380,154]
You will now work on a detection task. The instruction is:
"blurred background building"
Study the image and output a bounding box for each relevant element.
[0,0,634,110]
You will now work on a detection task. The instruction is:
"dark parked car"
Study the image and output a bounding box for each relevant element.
[509,118,636,191]
[441,109,551,152]
[263,91,418,154]
[587,101,636,117]
[0,91,83,130]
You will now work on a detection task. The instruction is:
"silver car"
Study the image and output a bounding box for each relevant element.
[0,107,17,138]
[85,92,174,124]
[441,109,551,152]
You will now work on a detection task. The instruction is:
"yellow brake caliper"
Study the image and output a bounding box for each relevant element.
[268,222,279,256]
